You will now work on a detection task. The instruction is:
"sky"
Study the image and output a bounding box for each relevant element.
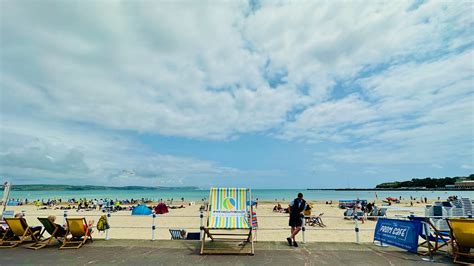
[0,0,473,189]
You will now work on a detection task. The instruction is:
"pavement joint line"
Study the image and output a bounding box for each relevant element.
[79,239,387,251]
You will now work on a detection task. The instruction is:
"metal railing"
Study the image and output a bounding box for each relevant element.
[13,209,472,244]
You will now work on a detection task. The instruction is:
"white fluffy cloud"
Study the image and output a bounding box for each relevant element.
[2,0,471,140]
[280,94,378,143]
[1,0,307,140]
[1,0,473,185]
[281,49,473,167]
[0,116,244,186]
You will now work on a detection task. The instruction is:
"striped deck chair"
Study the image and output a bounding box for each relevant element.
[251,211,258,241]
[200,188,254,255]
[169,229,185,240]
[0,211,14,236]
[408,216,450,256]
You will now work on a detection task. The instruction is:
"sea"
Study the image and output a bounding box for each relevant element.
[6,188,474,202]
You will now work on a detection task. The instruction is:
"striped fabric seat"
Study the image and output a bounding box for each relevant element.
[207,188,250,229]
[169,229,184,240]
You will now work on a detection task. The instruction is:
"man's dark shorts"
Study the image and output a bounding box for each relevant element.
[289,215,303,227]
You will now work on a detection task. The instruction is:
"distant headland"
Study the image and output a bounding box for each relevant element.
[9,185,199,191]
[308,174,474,191]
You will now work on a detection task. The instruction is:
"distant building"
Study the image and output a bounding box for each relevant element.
[401,187,426,190]
[454,180,474,189]
[445,184,455,188]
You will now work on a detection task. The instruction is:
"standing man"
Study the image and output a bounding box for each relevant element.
[287,192,306,247]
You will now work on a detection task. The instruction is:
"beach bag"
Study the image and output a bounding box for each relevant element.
[97,215,110,231]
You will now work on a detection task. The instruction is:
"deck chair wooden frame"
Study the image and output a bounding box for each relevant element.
[0,218,41,248]
[28,218,65,250]
[447,218,474,265]
[409,216,450,256]
[200,188,254,255]
[60,218,92,249]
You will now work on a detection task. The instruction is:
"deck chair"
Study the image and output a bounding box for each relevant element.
[169,229,200,240]
[169,229,185,240]
[0,218,42,248]
[59,218,92,249]
[447,218,474,264]
[251,211,258,241]
[311,213,326,227]
[1,210,14,219]
[355,210,365,221]
[367,207,379,221]
[408,216,450,256]
[0,211,14,231]
[28,218,66,250]
[200,188,254,255]
[344,208,354,220]
[0,211,14,238]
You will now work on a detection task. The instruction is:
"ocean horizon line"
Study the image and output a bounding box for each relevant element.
[7,184,347,191]
[5,183,473,191]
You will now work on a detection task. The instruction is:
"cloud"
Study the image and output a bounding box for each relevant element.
[311,163,336,172]
[3,1,472,141]
[1,0,308,140]
[284,50,473,167]
[244,1,472,92]
[1,1,473,186]
[461,164,473,170]
[1,140,90,175]
[0,116,244,186]
[279,94,378,143]
[363,168,379,175]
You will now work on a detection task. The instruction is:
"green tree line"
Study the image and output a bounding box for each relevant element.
[376,174,474,189]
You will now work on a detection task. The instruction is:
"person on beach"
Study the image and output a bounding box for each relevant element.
[14,213,42,234]
[47,215,67,236]
[287,193,306,247]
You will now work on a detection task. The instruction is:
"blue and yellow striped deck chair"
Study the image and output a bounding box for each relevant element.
[200,188,254,255]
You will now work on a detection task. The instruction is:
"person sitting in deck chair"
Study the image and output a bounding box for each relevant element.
[14,213,41,234]
[47,215,67,236]
[273,203,283,213]
[0,217,42,248]
[59,218,93,249]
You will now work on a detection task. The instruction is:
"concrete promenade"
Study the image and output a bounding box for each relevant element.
[1,240,454,265]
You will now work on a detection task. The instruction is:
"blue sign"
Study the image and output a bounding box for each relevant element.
[374,218,422,253]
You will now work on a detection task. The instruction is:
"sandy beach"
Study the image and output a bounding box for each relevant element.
[5,200,428,243]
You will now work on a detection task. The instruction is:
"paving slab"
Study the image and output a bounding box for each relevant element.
[0,240,455,265]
